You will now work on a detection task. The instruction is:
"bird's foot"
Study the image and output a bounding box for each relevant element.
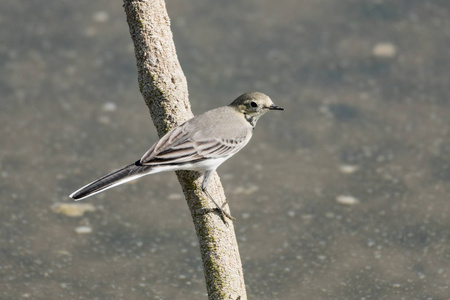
[194,206,235,223]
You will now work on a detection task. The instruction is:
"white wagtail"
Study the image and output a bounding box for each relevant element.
[70,92,284,220]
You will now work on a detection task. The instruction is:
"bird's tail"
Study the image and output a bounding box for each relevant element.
[69,162,152,200]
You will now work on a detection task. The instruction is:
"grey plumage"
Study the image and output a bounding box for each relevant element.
[70,92,283,220]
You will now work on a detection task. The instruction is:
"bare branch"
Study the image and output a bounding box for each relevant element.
[123,1,247,299]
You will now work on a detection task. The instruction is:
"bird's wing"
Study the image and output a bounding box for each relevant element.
[139,124,248,166]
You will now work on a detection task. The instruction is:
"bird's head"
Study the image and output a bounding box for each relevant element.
[230,92,284,126]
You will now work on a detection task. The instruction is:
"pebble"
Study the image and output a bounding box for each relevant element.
[75,226,93,234]
[339,164,359,174]
[93,11,109,23]
[372,42,397,58]
[336,195,360,206]
[51,203,96,217]
[101,102,117,112]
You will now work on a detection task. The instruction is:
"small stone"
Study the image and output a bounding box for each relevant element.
[339,164,359,174]
[101,102,117,112]
[287,210,296,217]
[372,42,397,58]
[93,11,109,23]
[75,226,93,234]
[60,283,69,289]
[51,203,96,217]
[336,195,360,206]
[241,212,251,219]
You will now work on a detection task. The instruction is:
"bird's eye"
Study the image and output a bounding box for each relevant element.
[250,101,258,108]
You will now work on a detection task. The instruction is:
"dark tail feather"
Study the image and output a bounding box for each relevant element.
[70,162,152,200]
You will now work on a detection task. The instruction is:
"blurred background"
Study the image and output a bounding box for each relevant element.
[1,0,450,299]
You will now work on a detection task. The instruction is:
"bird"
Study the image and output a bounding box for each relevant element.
[70,91,284,220]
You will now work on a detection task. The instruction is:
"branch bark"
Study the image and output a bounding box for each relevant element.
[123,1,247,299]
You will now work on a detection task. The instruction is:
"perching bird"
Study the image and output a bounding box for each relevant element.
[70,92,284,220]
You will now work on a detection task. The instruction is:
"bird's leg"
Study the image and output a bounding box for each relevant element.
[203,188,235,222]
[200,171,235,222]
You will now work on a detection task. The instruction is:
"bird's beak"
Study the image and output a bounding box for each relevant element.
[268,104,284,111]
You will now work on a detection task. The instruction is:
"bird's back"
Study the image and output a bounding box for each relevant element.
[186,105,253,141]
